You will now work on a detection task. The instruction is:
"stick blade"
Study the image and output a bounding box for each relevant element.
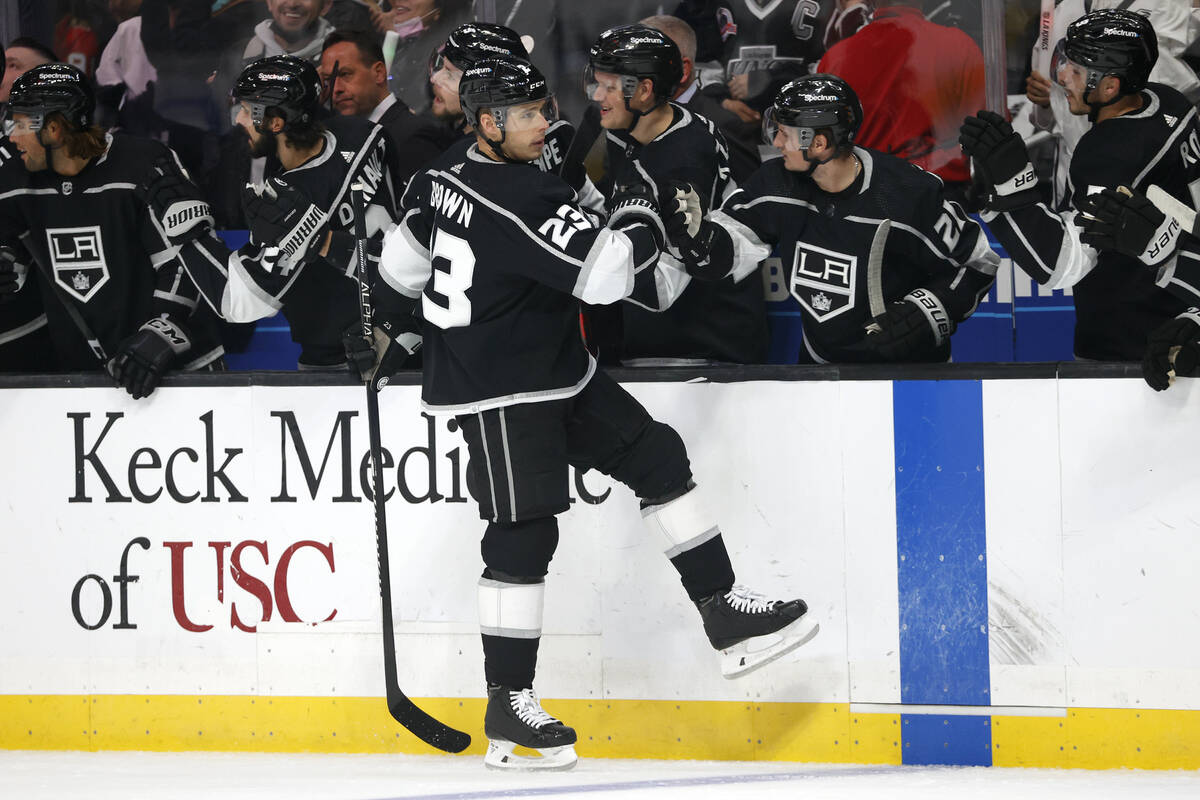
[387,691,472,753]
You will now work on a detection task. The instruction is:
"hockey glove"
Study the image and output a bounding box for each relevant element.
[865,289,955,362]
[107,317,192,399]
[1142,311,1200,391]
[139,153,214,246]
[607,178,665,250]
[959,111,1038,210]
[242,178,329,275]
[1078,188,1182,267]
[0,245,21,297]
[343,314,422,392]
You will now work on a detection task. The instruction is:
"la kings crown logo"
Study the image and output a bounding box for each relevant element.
[47,225,110,302]
[790,241,857,322]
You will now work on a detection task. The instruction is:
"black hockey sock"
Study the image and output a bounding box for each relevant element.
[482,634,540,690]
[668,534,735,603]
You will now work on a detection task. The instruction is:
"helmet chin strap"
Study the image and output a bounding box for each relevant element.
[480,128,528,164]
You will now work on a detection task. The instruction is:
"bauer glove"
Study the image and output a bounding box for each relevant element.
[865,289,955,362]
[959,111,1038,211]
[1078,187,1182,267]
[107,316,191,399]
[1142,311,1200,392]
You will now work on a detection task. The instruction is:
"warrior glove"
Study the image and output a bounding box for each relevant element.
[139,153,214,247]
[959,111,1038,211]
[242,177,329,275]
[865,289,955,362]
[343,313,422,392]
[607,177,665,250]
[1142,311,1200,391]
[107,317,192,399]
[1079,187,1181,267]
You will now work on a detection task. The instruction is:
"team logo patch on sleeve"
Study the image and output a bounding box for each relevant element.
[46,226,109,302]
[790,242,857,322]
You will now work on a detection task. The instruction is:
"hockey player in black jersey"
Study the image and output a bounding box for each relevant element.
[363,59,818,771]
[665,74,997,364]
[169,55,404,370]
[0,63,224,395]
[586,24,767,365]
[960,9,1200,363]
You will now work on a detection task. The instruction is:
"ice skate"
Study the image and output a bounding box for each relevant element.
[697,584,819,679]
[483,685,578,771]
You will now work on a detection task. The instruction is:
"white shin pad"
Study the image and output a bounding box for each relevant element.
[642,488,720,558]
[478,578,545,639]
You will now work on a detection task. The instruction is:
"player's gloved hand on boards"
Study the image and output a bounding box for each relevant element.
[107,317,191,399]
[958,110,1038,210]
[1078,187,1182,267]
[241,177,328,273]
[343,313,422,392]
[139,153,214,246]
[1142,311,1200,391]
[865,289,955,361]
[0,245,22,298]
[607,176,664,249]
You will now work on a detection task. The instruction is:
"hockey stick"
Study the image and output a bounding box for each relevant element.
[350,182,472,754]
[1035,0,1055,77]
[558,104,602,191]
[17,237,108,364]
[1145,184,1200,237]
[864,218,891,332]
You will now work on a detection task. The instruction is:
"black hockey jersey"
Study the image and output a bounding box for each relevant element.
[0,135,51,370]
[379,144,661,413]
[0,133,223,371]
[722,0,836,108]
[712,148,998,363]
[604,103,767,364]
[984,83,1200,360]
[181,114,402,367]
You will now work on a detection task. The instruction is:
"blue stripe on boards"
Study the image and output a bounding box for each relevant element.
[892,380,991,766]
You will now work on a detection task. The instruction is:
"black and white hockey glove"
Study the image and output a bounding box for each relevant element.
[0,245,22,298]
[607,178,665,250]
[662,179,707,255]
[242,177,329,275]
[139,153,214,246]
[959,111,1038,211]
[107,317,192,399]
[1078,188,1182,267]
[343,314,422,392]
[1142,310,1200,392]
[865,289,955,362]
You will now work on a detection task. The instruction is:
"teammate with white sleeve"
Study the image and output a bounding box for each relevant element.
[360,58,818,772]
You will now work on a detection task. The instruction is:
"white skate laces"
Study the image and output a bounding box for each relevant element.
[724,584,778,614]
[509,688,558,729]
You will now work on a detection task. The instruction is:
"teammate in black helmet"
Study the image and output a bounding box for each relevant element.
[155,54,405,372]
[666,73,998,364]
[363,57,818,771]
[585,22,767,366]
[430,22,529,131]
[0,62,225,393]
[960,9,1200,374]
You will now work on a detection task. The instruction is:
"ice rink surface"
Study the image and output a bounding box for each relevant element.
[2,752,1199,800]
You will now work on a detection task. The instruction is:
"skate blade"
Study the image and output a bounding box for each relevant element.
[720,615,820,679]
[483,740,579,772]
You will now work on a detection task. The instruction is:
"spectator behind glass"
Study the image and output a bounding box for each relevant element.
[1,37,56,102]
[818,0,985,197]
[96,1,157,132]
[54,0,113,77]
[319,28,442,184]
[373,0,472,114]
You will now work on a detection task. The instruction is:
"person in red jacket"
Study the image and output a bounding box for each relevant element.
[817,0,984,196]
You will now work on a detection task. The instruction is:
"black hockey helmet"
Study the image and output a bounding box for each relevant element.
[764,74,862,154]
[459,58,555,132]
[435,22,529,73]
[1054,9,1157,97]
[233,55,323,130]
[5,63,96,133]
[586,24,683,105]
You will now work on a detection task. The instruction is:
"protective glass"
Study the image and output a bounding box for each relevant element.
[429,53,463,93]
[491,96,559,133]
[2,109,45,137]
[761,107,810,152]
[583,65,632,103]
[1050,39,1096,95]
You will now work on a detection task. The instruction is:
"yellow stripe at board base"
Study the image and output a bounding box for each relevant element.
[3,696,1198,769]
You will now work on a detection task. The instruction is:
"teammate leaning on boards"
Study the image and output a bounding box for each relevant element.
[586,23,767,366]
[664,74,997,364]
[358,59,817,772]
[168,55,404,371]
[0,63,224,397]
[960,10,1200,365]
